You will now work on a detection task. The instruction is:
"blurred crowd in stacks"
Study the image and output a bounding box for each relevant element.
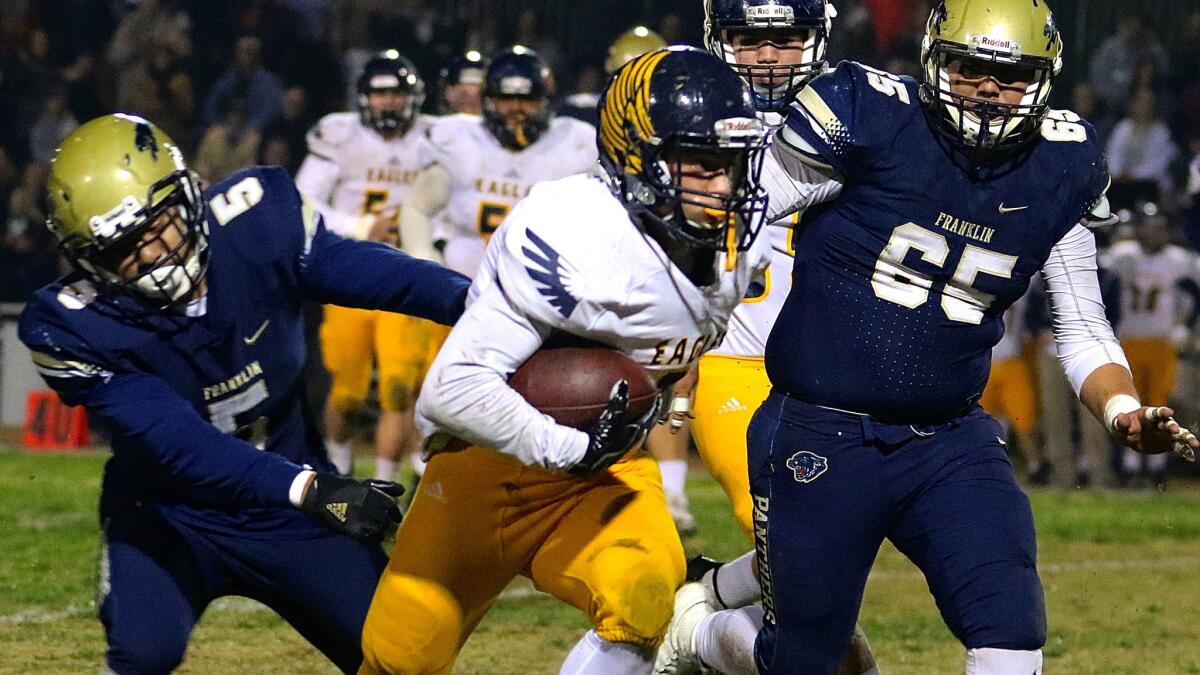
[0,0,1197,486]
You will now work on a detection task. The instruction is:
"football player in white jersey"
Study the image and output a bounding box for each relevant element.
[295,51,440,482]
[398,46,597,280]
[1102,207,1200,486]
[359,47,772,675]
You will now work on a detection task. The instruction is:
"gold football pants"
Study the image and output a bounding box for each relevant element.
[359,446,685,674]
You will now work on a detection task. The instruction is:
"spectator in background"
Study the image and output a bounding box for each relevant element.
[1107,88,1179,208]
[196,97,261,183]
[0,162,58,301]
[203,36,284,131]
[106,0,191,75]
[1071,83,1113,143]
[28,90,78,165]
[258,86,313,175]
[116,43,196,148]
[1,28,60,154]
[1090,14,1168,116]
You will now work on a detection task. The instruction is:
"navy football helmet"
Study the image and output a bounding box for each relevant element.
[438,50,488,114]
[357,50,425,136]
[482,46,554,150]
[599,47,768,254]
[704,0,834,113]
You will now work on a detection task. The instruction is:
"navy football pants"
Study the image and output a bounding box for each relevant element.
[748,392,1046,674]
[99,505,388,674]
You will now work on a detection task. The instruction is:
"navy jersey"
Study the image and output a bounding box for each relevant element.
[19,166,468,534]
[767,61,1109,422]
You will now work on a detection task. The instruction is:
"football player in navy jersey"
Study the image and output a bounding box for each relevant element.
[18,114,469,674]
[656,2,1199,674]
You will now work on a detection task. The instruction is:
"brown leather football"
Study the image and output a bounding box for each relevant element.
[509,347,658,430]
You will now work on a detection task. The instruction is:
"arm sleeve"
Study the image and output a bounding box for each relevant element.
[30,354,304,508]
[398,164,452,261]
[414,282,589,471]
[1041,223,1131,395]
[762,139,844,222]
[299,222,469,325]
[294,151,368,238]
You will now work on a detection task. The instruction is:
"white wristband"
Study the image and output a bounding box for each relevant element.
[1104,394,1141,432]
[288,470,317,508]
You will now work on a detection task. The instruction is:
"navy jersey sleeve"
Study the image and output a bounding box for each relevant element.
[18,298,303,508]
[212,166,469,324]
[778,61,917,177]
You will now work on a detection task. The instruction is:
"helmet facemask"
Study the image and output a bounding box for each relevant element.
[615,122,769,255]
[483,95,552,150]
[67,166,208,310]
[705,1,834,113]
[359,83,420,136]
[920,39,1057,157]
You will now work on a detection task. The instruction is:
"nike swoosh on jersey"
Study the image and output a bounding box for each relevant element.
[243,319,270,345]
[998,203,1029,214]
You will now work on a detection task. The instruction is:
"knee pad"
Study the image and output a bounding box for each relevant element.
[965,648,1043,675]
[361,574,462,675]
[588,544,681,647]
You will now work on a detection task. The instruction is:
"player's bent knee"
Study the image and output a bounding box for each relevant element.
[965,648,1043,675]
[360,574,462,675]
[589,544,683,647]
[107,634,187,675]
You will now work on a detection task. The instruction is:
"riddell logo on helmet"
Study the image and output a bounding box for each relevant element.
[971,34,1020,54]
[745,4,794,26]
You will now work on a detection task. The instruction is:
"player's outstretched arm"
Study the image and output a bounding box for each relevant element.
[1043,224,1198,462]
[298,216,470,326]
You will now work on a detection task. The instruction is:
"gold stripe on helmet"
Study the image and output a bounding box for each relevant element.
[600,49,671,175]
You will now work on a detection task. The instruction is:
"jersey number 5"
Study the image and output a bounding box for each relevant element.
[210,176,264,225]
[872,222,1016,324]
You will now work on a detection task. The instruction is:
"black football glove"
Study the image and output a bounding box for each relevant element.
[300,473,405,542]
[570,380,662,475]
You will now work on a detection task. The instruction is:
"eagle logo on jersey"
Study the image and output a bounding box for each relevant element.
[522,230,580,318]
[786,450,828,483]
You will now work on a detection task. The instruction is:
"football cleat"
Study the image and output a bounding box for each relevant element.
[654,582,715,674]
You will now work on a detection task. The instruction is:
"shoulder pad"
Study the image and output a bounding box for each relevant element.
[205,166,317,265]
[491,176,632,329]
[305,112,359,160]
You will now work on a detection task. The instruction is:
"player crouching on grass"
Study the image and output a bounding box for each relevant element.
[19,115,471,673]
[358,47,773,675]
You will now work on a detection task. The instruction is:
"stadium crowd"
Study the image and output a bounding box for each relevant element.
[2,0,1200,492]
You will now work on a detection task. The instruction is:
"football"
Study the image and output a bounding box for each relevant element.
[508,347,658,430]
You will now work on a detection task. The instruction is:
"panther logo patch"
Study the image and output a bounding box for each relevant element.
[785,451,829,483]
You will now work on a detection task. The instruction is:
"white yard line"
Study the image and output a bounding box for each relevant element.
[4,556,1196,625]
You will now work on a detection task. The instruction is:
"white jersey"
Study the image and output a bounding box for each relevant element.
[1102,241,1199,340]
[415,173,771,470]
[712,115,842,358]
[295,112,434,241]
[425,113,597,277]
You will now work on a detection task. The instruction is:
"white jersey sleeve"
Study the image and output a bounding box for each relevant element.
[1042,223,1131,394]
[295,113,363,237]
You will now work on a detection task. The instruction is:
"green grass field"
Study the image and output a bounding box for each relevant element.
[2,448,1199,674]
